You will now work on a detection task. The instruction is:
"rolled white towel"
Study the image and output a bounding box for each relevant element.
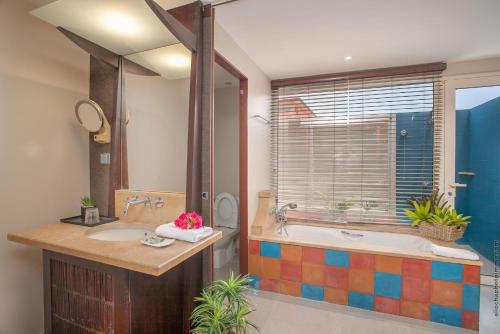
[431,244,479,261]
[155,222,213,243]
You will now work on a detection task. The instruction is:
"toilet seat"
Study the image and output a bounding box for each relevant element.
[214,192,238,229]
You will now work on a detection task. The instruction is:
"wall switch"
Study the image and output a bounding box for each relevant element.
[100,153,111,165]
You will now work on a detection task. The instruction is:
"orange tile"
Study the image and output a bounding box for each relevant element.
[260,278,280,293]
[280,280,301,297]
[302,262,325,285]
[261,257,281,279]
[249,255,262,276]
[430,280,462,308]
[281,260,302,282]
[374,296,400,315]
[350,252,375,270]
[302,247,324,264]
[463,265,480,284]
[401,301,430,321]
[402,258,431,279]
[348,268,374,294]
[282,244,302,262]
[324,288,348,305]
[375,255,402,274]
[249,240,260,255]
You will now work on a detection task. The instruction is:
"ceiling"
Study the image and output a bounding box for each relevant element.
[214,0,500,80]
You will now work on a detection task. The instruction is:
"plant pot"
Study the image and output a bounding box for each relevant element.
[418,221,467,242]
[81,206,96,218]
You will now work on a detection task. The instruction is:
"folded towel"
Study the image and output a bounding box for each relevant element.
[155,222,214,243]
[431,244,479,261]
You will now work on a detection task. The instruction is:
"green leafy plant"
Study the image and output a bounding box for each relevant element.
[408,189,448,213]
[191,274,258,334]
[403,200,432,226]
[81,196,96,207]
[429,208,470,227]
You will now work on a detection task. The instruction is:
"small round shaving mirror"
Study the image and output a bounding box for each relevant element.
[75,99,104,132]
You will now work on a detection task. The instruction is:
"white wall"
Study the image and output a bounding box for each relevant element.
[0,1,89,333]
[215,86,240,197]
[125,74,189,193]
[215,23,271,227]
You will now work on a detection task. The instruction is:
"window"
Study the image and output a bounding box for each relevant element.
[271,70,443,224]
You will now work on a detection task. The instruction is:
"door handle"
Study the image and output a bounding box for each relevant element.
[450,183,467,188]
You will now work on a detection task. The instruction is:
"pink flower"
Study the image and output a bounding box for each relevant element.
[174,212,203,230]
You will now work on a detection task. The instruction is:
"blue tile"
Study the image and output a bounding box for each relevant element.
[430,305,462,327]
[348,292,374,310]
[260,242,281,259]
[431,262,463,282]
[301,284,324,301]
[463,284,480,312]
[374,272,401,298]
[325,249,349,267]
[248,275,260,289]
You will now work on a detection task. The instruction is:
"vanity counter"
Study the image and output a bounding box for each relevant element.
[7,221,222,276]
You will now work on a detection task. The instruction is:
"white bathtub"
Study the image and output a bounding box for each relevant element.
[283,224,433,254]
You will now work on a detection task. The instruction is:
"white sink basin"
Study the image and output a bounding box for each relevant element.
[86,223,155,241]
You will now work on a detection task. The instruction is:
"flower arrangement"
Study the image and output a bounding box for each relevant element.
[174,212,203,230]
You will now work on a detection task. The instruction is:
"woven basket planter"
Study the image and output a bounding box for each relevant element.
[419,221,467,242]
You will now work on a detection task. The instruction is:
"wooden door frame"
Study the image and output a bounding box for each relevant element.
[214,51,249,274]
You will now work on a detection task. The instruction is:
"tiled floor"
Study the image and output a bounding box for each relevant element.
[247,285,499,333]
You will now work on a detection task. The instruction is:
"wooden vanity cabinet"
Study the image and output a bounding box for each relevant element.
[43,250,202,334]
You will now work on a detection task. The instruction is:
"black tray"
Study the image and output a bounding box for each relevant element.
[60,215,119,227]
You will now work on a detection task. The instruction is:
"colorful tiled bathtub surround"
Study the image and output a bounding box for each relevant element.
[248,240,480,331]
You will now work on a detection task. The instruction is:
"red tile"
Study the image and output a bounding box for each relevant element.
[249,240,260,255]
[374,296,401,315]
[462,310,479,331]
[350,252,375,270]
[302,247,325,264]
[402,258,431,279]
[281,260,302,282]
[402,276,430,303]
[325,266,349,290]
[463,265,480,284]
[260,278,280,292]
[430,280,462,308]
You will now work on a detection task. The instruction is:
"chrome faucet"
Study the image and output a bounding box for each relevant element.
[123,196,151,216]
[271,203,297,236]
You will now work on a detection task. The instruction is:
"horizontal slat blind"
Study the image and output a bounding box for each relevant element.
[271,72,443,224]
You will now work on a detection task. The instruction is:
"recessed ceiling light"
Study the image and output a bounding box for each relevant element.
[101,12,138,35]
[344,56,352,61]
[165,54,191,68]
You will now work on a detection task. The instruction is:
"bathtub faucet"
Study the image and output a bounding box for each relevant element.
[272,203,297,236]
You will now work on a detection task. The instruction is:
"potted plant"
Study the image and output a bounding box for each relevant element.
[191,274,258,334]
[404,190,471,241]
[81,196,97,218]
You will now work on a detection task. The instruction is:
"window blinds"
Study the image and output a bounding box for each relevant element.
[271,71,443,224]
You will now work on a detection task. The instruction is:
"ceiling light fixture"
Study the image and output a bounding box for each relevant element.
[344,56,352,61]
[165,54,191,68]
[101,12,139,35]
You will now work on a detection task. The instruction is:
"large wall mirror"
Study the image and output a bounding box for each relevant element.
[125,44,191,193]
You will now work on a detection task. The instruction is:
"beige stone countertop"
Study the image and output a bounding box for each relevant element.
[250,221,482,266]
[7,221,222,276]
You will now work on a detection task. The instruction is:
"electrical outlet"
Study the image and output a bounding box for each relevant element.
[100,153,111,165]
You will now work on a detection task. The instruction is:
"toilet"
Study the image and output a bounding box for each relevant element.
[213,192,240,269]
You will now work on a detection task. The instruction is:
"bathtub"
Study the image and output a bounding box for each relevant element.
[283,224,433,255]
[249,223,482,331]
